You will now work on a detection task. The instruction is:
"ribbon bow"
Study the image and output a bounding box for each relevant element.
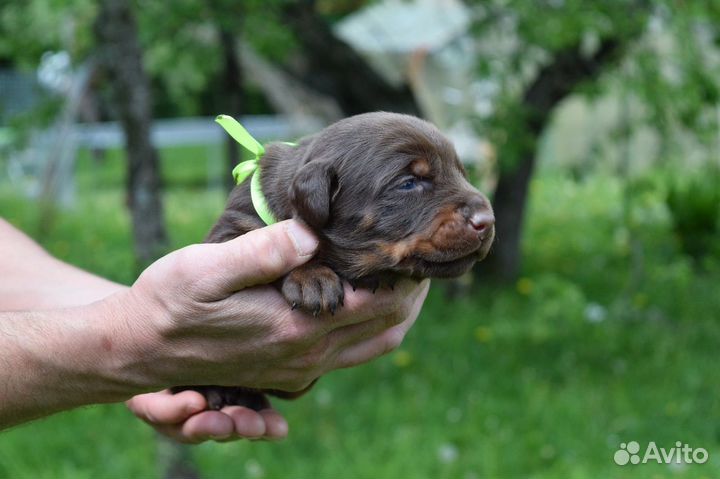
[215,114,277,225]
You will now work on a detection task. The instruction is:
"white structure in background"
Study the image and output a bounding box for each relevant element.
[335,0,471,89]
[5,113,318,208]
[2,50,320,209]
[8,52,92,208]
[37,51,74,94]
[335,0,496,180]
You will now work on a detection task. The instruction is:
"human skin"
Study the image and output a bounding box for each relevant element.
[0,218,429,443]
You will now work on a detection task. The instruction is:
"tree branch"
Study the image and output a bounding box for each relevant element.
[523,38,622,132]
[478,37,627,281]
[94,0,168,266]
[280,0,420,116]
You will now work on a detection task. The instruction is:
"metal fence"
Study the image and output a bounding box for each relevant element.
[0,115,322,207]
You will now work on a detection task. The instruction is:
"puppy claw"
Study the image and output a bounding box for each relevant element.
[282,263,345,316]
[291,302,298,310]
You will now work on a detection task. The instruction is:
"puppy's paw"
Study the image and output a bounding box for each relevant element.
[348,275,396,293]
[172,386,270,411]
[281,263,345,316]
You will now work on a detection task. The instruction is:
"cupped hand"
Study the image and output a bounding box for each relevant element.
[112,220,429,442]
[126,389,288,443]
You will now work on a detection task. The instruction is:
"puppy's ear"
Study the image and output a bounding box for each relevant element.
[290,161,335,230]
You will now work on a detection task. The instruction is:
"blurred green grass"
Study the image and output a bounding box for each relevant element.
[0,148,718,478]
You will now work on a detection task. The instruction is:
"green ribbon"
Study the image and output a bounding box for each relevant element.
[215,114,277,226]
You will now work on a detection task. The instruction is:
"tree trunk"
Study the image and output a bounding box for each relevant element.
[478,39,622,282]
[94,0,168,267]
[280,0,420,117]
[237,41,342,124]
[219,28,243,193]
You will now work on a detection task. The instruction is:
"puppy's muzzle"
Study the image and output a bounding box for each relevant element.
[459,194,495,241]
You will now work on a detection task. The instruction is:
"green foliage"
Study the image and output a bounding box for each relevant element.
[1,0,302,117]
[467,0,720,173]
[0,0,97,66]
[3,95,64,146]
[241,0,300,62]
[665,166,720,262]
[0,150,718,478]
[136,0,224,116]
[627,9,720,156]
[135,0,300,116]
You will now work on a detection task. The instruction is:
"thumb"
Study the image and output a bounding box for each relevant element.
[209,220,318,292]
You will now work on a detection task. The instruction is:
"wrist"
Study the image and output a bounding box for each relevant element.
[85,289,168,398]
[29,291,168,407]
[43,296,157,405]
[0,299,155,428]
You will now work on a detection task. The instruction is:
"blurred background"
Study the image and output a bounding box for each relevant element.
[1,0,719,477]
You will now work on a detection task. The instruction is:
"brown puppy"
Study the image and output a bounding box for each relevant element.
[175,112,495,410]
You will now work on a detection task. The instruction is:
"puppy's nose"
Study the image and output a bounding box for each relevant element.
[468,211,495,237]
[459,195,494,237]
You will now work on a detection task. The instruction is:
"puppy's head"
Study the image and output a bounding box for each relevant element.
[288,112,495,280]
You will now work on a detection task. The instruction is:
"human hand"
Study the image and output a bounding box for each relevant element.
[126,389,288,443]
[109,219,429,396]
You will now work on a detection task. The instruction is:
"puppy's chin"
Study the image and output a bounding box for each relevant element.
[399,232,494,279]
[409,252,480,278]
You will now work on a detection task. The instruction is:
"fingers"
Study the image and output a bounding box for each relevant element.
[233,278,425,349]
[333,279,429,369]
[218,407,288,441]
[127,390,235,444]
[127,390,288,444]
[177,410,237,443]
[218,406,266,438]
[203,220,319,294]
[283,279,428,375]
[331,279,429,333]
[226,220,318,287]
[127,389,206,424]
[334,324,407,369]
[173,408,288,443]
[258,408,289,439]
[322,279,421,331]
[329,314,400,351]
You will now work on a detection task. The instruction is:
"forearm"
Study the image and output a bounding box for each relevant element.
[0,218,127,310]
[0,218,426,435]
[0,294,152,429]
[0,219,147,429]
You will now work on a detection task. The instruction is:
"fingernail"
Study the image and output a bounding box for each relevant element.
[285,221,318,257]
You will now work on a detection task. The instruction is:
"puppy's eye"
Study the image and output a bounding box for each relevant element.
[398,176,431,191]
[399,178,419,190]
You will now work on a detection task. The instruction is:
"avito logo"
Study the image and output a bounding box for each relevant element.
[614,441,708,466]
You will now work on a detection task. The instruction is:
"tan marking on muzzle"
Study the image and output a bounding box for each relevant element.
[375,206,462,264]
